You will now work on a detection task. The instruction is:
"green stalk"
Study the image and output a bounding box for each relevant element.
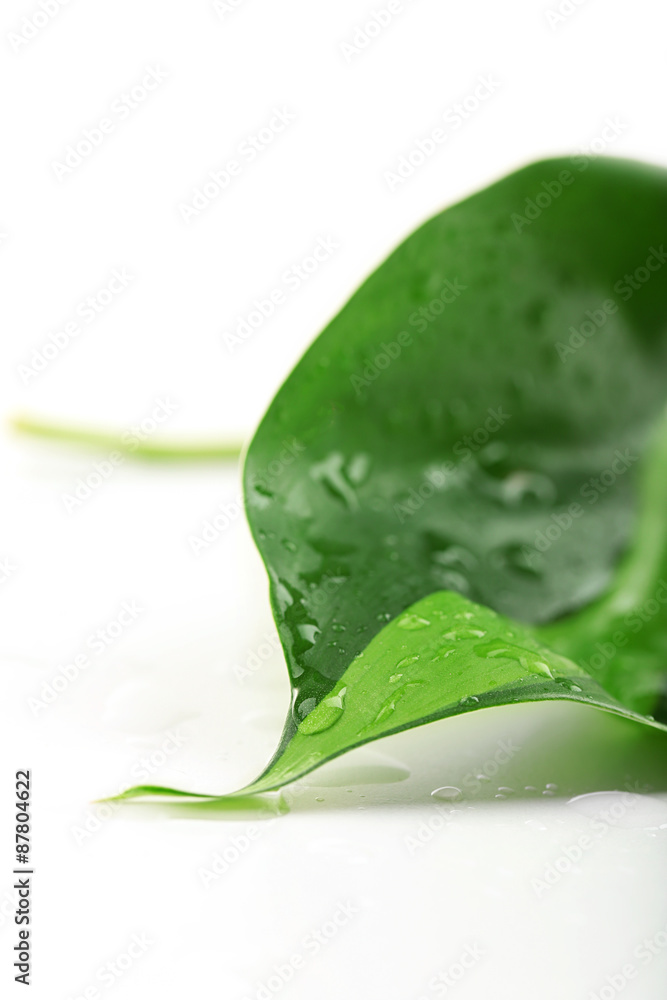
[10,414,243,461]
[539,405,667,651]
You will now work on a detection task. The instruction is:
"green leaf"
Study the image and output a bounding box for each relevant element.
[115,156,667,803]
[230,589,667,796]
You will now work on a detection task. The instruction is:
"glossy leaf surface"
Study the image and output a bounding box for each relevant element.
[117,157,667,801]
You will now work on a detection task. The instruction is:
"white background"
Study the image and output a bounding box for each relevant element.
[2,1,667,998]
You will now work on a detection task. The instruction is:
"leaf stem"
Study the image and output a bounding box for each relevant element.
[540,404,667,647]
[10,414,244,461]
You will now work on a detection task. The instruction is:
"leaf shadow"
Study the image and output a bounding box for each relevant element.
[109,701,667,822]
[284,701,667,813]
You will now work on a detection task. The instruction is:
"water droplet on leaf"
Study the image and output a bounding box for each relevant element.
[297,623,320,645]
[397,614,431,630]
[299,687,347,735]
[434,645,457,659]
[473,638,554,679]
[444,627,487,640]
[500,471,556,506]
[556,677,583,693]
[431,786,463,802]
